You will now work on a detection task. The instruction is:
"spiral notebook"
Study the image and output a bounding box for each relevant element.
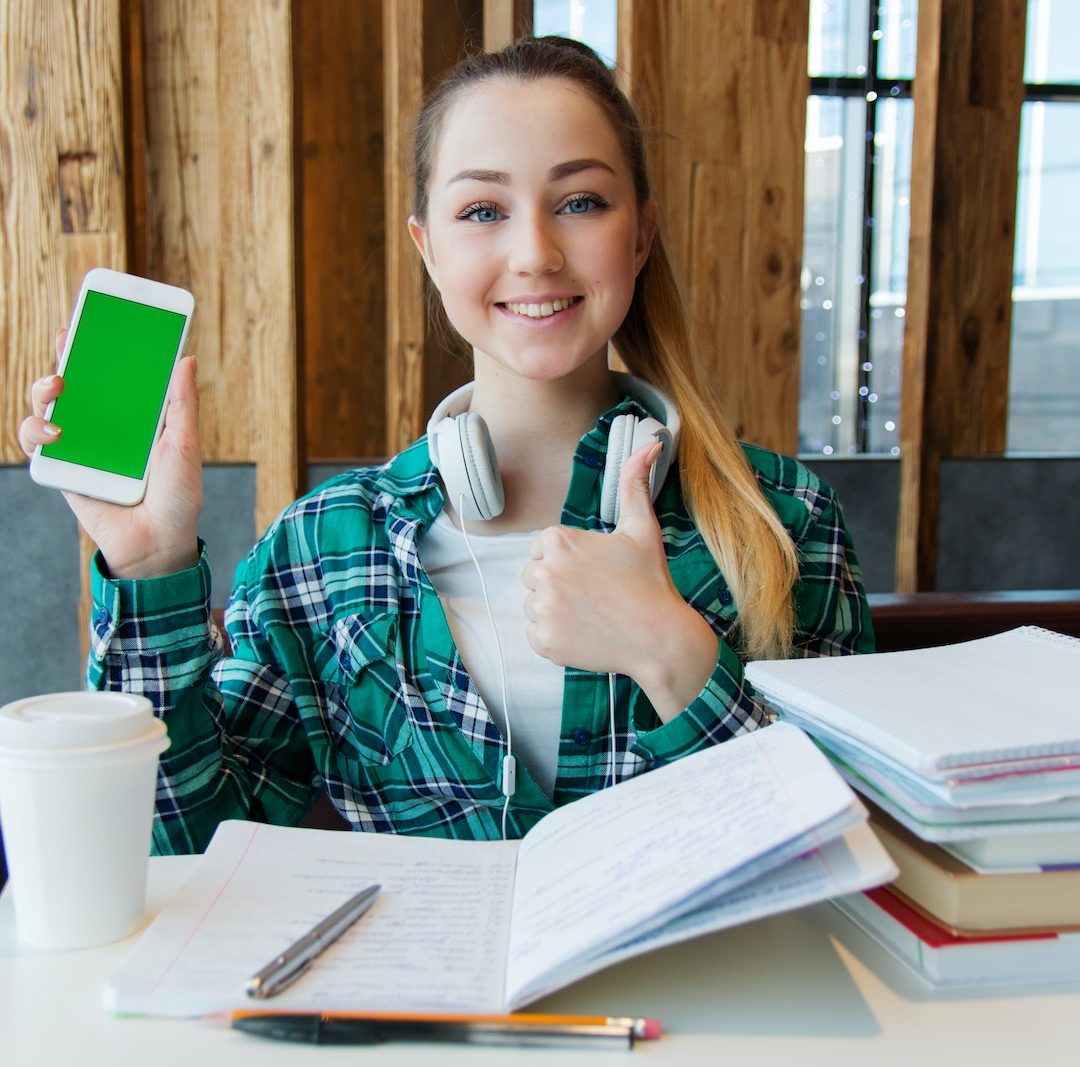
[745,627,1080,783]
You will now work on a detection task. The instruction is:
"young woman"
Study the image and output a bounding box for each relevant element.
[19,37,872,853]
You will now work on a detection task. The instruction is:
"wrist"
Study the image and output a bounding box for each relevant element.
[105,542,200,580]
[630,602,718,723]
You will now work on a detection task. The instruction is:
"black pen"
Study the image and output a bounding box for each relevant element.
[245,884,381,999]
[230,1010,661,1050]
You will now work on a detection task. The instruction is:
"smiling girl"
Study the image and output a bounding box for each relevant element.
[20,37,872,852]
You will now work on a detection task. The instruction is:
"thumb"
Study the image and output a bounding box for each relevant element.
[614,440,663,536]
[162,356,200,438]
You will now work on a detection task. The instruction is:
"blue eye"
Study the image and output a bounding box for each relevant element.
[458,202,501,223]
[560,194,607,215]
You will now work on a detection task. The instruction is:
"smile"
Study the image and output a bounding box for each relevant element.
[501,296,581,319]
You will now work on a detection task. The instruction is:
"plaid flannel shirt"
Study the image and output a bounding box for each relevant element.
[88,394,873,854]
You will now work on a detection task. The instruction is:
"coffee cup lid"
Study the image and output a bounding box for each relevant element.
[0,692,161,752]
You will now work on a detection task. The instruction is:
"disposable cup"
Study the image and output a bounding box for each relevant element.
[0,691,169,949]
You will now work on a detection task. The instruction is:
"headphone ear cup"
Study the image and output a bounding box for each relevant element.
[601,413,638,525]
[430,412,505,521]
[456,413,504,521]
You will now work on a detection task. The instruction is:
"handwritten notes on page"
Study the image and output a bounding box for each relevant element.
[105,824,518,1018]
[105,723,892,1019]
[504,724,874,1006]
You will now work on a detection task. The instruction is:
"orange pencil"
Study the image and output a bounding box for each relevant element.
[228,1008,662,1048]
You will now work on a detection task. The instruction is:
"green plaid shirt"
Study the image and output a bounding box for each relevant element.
[88,395,873,854]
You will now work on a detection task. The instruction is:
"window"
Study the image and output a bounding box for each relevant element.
[1008,0,1080,452]
[533,0,617,66]
[802,0,917,456]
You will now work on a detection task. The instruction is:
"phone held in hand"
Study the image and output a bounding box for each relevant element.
[30,268,195,506]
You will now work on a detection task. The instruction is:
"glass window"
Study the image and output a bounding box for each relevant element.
[1024,0,1080,85]
[808,0,869,78]
[1009,101,1080,452]
[802,0,915,455]
[534,0,617,66]
[1008,2,1080,452]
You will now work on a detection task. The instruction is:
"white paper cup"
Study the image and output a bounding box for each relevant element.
[0,692,169,949]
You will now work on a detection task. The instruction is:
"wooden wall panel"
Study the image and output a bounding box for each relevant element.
[896,0,1027,591]
[383,0,481,455]
[383,0,427,457]
[1,1,127,462]
[619,0,807,453]
[483,0,533,51]
[297,0,387,463]
[140,0,297,533]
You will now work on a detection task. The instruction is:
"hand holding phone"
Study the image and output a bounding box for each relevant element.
[21,269,203,578]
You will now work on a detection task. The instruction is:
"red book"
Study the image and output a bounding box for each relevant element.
[834,886,1080,987]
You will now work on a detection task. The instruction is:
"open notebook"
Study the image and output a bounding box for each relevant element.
[104,723,895,1018]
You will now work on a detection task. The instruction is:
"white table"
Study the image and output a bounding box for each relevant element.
[2,856,1078,1066]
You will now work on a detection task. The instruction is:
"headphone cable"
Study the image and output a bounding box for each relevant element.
[456,496,516,840]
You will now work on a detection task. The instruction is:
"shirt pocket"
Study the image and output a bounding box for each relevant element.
[320,612,414,766]
[667,546,740,643]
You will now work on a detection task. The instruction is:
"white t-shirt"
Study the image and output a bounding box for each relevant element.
[417,512,565,798]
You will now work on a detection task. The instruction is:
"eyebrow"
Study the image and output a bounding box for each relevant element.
[445,158,617,187]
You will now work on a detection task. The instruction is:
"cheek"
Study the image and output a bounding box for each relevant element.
[432,244,493,310]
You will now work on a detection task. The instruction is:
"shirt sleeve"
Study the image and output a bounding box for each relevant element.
[627,481,874,764]
[86,542,318,855]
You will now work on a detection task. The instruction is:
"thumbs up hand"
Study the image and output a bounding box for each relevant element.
[523,442,719,723]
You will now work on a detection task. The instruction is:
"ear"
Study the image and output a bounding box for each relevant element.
[634,200,659,275]
[407,215,440,290]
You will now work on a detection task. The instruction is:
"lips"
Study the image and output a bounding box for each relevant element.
[500,296,583,319]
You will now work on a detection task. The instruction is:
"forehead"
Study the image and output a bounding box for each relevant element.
[430,77,628,183]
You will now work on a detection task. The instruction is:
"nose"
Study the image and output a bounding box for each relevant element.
[507,210,564,275]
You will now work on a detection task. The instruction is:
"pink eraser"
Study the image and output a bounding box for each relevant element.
[641,1018,662,1040]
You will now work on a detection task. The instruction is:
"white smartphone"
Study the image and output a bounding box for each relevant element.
[30,268,195,505]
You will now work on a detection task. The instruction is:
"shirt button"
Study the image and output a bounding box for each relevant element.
[571,728,591,745]
[93,607,112,629]
[718,590,733,606]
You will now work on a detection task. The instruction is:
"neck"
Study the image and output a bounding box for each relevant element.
[459,355,619,533]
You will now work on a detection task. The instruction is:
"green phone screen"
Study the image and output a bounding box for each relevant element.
[40,290,188,479]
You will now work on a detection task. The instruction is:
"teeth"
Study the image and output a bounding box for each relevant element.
[505,297,575,318]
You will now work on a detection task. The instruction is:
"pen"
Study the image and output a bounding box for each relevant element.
[229,1010,662,1049]
[245,883,381,999]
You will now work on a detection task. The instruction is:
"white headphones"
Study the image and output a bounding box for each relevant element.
[426,372,680,525]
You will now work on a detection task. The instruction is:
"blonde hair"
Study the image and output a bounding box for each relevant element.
[413,37,798,658]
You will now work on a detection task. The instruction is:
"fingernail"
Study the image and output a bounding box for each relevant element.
[43,423,60,437]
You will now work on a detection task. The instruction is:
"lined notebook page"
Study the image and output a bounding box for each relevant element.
[745,627,1080,772]
[104,822,518,1018]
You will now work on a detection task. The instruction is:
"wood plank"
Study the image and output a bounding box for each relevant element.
[140,2,297,533]
[225,0,295,533]
[383,0,480,455]
[744,15,807,452]
[297,0,387,463]
[1,0,127,461]
[420,0,484,422]
[896,0,1027,591]
[868,590,1080,651]
[140,1,226,452]
[483,0,532,51]
[383,0,427,456]
[618,0,805,453]
[218,2,297,533]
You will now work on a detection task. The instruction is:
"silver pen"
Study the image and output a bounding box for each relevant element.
[246,883,382,999]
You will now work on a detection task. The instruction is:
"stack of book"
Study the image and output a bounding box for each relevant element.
[745,625,1080,988]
